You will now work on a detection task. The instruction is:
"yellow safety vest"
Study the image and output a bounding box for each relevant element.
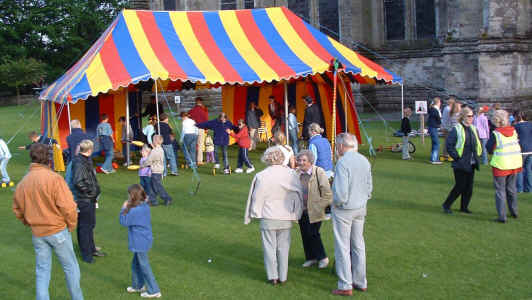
[490,131,523,170]
[455,124,482,157]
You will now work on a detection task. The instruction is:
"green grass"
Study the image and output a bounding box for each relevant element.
[1,103,531,299]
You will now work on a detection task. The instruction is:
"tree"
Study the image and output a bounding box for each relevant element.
[0,0,127,85]
[0,57,46,104]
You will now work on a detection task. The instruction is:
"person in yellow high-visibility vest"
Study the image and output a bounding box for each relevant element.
[442,107,482,214]
[486,110,523,223]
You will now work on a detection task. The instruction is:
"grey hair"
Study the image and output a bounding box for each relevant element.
[492,109,509,127]
[70,119,81,129]
[296,149,315,164]
[79,139,94,153]
[336,133,357,151]
[261,146,285,166]
[308,123,324,136]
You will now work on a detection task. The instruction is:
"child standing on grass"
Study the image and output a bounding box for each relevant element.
[204,134,215,163]
[120,184,162,298]
[140,135,172,206]
[139,145,157,206]
[0,137,11,185]
[227,119,255,174]
[400,107,413,160]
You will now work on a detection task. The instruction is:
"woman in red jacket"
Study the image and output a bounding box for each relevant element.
[227,119,255,174]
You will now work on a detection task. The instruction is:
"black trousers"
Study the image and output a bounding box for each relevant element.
[443,168,475,210]
[298,211,326,261]
[77,200,96,262]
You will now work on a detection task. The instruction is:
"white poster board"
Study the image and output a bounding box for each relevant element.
[174,95,181,104]
[415,101,427,114]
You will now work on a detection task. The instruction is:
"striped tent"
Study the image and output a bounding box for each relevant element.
[38,7,402,169]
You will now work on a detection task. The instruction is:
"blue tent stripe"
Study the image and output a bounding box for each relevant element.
[113,14,151,83]
[153,12,205,81]
[203,11,260,83]
[252,9,311,76]
[68,75,92,103]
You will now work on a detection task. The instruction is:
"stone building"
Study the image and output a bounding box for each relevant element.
[129,0,532,113]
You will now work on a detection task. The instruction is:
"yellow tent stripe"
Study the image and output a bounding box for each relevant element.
[267,8,328,74]
[123,10,168,80]
[168,12,224,83]
[328,37,378,79]
[219,10,278,82]
[85,54,112,97]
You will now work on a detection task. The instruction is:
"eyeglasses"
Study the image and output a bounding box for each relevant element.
[467,115,474,118]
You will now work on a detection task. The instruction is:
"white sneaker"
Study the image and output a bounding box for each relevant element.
[127,286,146,293]
[141,291,162,298]
[234,168,244,173]
[214,163,220,169]
[318,257,329,269]
[246,167,255,174]
[431,161,443,165]
[302,260,317,267]
[223,169,230,174]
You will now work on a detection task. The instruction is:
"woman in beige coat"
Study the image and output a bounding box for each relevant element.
[244,146,303,285]
[295,150,333,269]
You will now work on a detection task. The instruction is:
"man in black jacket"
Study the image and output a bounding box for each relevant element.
[142,95,164,118]
[302,96,325,140]
[72,139,104,263]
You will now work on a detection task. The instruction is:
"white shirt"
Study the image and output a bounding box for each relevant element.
[0,139,11,159]
[182,118,198,135]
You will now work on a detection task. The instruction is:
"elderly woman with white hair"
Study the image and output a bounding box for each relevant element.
[244,146,303,285]
[442,106,482,214]
[308,123,333,178]
[486,110,523,223]
[295,150,332,269]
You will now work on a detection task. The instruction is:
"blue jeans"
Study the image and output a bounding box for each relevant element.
[183,134,198,168]
[214,145,229,169]
[0,157,10,183]
[99,136,114,172]
[516,154,532,192]
[289,129,298,154]
[131,252,160,294]
[428,127,440,162]
[151,173,172,204]
[140,176,156,204]
[33,228,84,300]
[480,138,488,165]
[237,147,253,168]
[162,144,178,174]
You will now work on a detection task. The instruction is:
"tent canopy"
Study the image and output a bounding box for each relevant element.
[39,7,402,103]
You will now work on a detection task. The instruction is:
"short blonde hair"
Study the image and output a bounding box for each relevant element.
[152,134,163,145]
[492,109,509,127]
[70,119,81,129]
[273,131,286,145]
[308,123,324,136]
[261,146,285,166]
[79,139,94,153]
[458,106,473,124]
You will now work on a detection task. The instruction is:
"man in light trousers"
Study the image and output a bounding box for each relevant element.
[331,133,372,296]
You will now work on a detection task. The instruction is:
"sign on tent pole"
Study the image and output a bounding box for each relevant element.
[415,101,427,145]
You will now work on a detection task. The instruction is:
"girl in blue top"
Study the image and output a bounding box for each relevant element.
[120,184,161,298]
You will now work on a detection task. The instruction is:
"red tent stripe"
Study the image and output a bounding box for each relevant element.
[356,53,393,82]
[187,12,242,83]
[99,36,132,90]
[136,11,187,80]
[233,86,248,124]
[281,7,333,65]
[235,10,295,79]
[98,94,116,135]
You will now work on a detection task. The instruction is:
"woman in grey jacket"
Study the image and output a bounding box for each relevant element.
[244,146,303,285]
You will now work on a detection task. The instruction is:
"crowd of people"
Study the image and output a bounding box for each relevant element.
[401,96,529,223]
[7,92,530,299]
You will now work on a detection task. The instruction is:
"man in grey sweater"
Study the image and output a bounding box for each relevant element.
[331,133,372,296]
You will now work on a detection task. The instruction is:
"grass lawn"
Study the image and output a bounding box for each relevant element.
[1,103,531,299]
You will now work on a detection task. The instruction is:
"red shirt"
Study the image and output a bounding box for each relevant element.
[189,105,208,124]
[230,126,251,149]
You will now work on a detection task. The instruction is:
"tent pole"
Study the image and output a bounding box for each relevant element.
[331,70,338,159]
[401,83,404,119]
[126,89,130,167]
[284,81,289,145]
[344,86,347,132]
[155,79,161,134]
[67,100,72,134]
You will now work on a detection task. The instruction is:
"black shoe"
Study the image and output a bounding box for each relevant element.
[164,200,172,206]
[82,258,94,264]
[493,219,507,224]
[442,206,452,214]
[93,250,106,257]
[460,209,472,214]
[510,213,518,219]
